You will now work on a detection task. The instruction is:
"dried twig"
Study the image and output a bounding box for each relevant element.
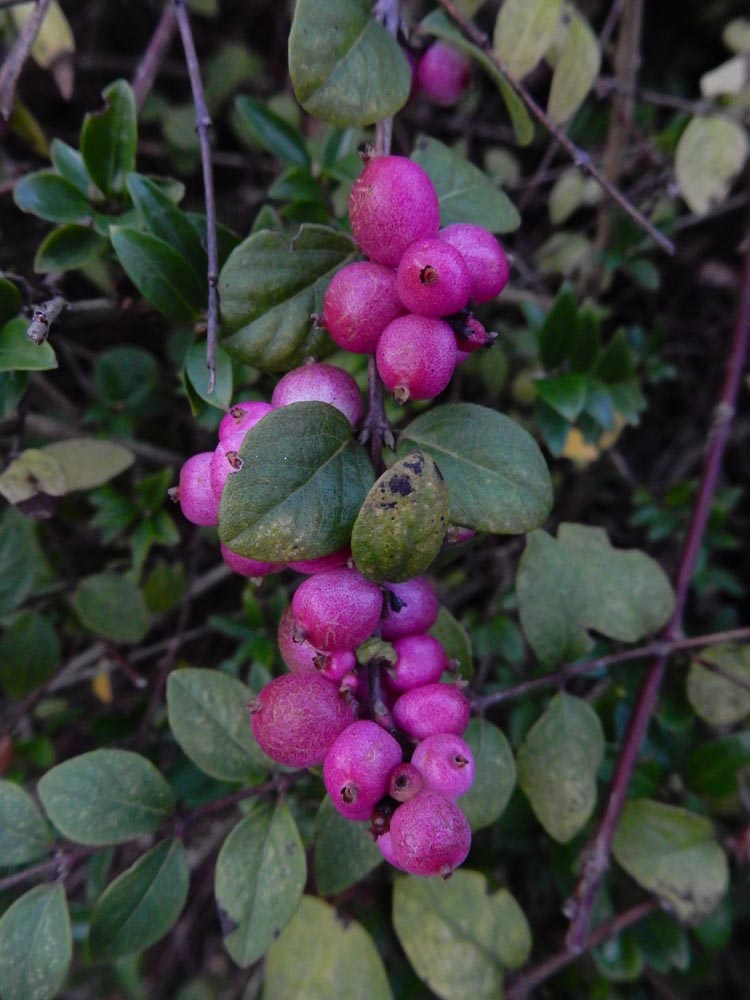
[26,296,66,345]
[0,0,52,120]
[132,3,178,112]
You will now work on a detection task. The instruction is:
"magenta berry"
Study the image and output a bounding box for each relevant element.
[411,733,475,799]
[376,314,457,403]
[220,542,284,579]
[388,634,448,692]
[417,42,472,107]
[271,362,363,428]
[317,648,357,683]
[210,428,246,498]
[392,683,470,739]
[322,262,406,354]
[396,238,471,317]
[292,567,383,652]
[277,605,319,675]
[288,545,351,575]
[455,317,497,354]
[249,673,356,767]
[389,789,471,876]
[376,830,405,869]
[438,224,510,303]
[382,577,439,640]
[170,452,219,526]
[218,400,274,443]
[323,721,403,821]
[388,762,424,802]
[349,155,440,268]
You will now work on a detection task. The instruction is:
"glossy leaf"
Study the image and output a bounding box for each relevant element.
[399,403,552,534]
[219,402,374,562]
[313,797,382,896]
[89,839,189,958]
[41,438,134,491]
[0,611,60,697]
[34,224,107,273]
[429,605,473,680]
[80,79,137,197]
[214,801,306,967]
[183,341,233,411]
[493,0,562,78]
[111,227,205,320]
[50,138,90,193]
[13,171,91,223]
[127,174,207,278]
[686,643,750,727]
[0,884,71,1000]
[0,317,58,372]
[0,278,21,327]
[534,373,588,421]
[289,0,411,126]
[219,224,356,371]
[0,779,52,866]
[538,283,578,369]
[461,718,516,831]
[38,749,175,845]
[675,115,749,215]
[547,6,601,124]
[71,573,150,643]
[234,96,310,168]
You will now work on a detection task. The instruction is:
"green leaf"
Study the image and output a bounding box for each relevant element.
[685,733,750,813]
[517,693,604,842]
[41,438,134,491]
[314,797,382,895]
[80,79,137,197]
[612,799,729,923]
[111,227,205,320]
[126,174,207,279]
[219,223,356,372]
[594,329,636,383]
[534,373,588,421]
[214,801,306,967]
[50,138,91,194]
[13,171,91,223]
[0,884,71,1000]
[264,896,392,1000]
[289,0,411,126]
[675,115,749,215]
[492,888,533,971]
[183,342,233,411]
[219,402,374,562]
[393,870,526,999]
[0,508,39,615]
[412,136,520,234]
[460,718,516,831]
[89,839,189,959]
[34,224,107,273]
[493,0,562,78]
[538,283,577,369]
[399,403,552,535]
[517,524,675,666]
[38,749,175,845]
[0,278,21,327]
[0,317,58,372]
[94,346,159,410]
[686,643,750,727]
[0,780,52,865]
[234,96,311,168]
[0,449,66,505]
[0,611,60,698]
[429,605,473,681]
[167,668,271,782]
[71,572,150,644]
[352,449,449,583]
[547,5,601,124]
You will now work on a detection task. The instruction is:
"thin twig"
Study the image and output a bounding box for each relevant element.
[564,197,750,950]
[0,0,52,120]
[435,0,674,255]
[471,626,750,712]
[173,0,219,393]
[132,3,178,112]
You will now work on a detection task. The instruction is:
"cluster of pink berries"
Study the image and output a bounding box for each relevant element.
[249,568,475,878]
[321,150,509,403]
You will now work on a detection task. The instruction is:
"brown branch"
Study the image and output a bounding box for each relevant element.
[435,0,674,255]
[132,3,178,112]
[173,0,219,393]
[471,626,750,712]
[0,0,52,120]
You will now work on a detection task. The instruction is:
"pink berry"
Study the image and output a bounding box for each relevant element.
[277,605,319,675]
[388,762,424,802]
[376,829,405,869]
[417,42,471,107]
[218,400,274,443]
[381,578,439,640]
[411,733,475,799]
[376,314,457,403]
[210,427,246,498]
[220,542,284,578]
[454,316,497,354]
[387,635,448,692]
[438,224,509,304]
[389,789,471,876]
[292,567,383,653]
[349,155,440,268]
[323,721,403,821]
[169,452,219,526]
[322,262,406,354]
[249,673,356,767]
[392,683,470,740]
[271,362,363,428]
[396,238,471,317]
[288,545,351,575]
[318,648,357,683]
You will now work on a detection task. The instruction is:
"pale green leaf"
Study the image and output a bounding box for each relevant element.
[547,5,601,123]
[313,797,382,896]
[686,643,750,727]
[0,884,71,1000]
[493,0,563,79]
[675,116,749,215]
[0,780,52,866]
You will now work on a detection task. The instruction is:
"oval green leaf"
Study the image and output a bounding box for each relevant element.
[0,780,52,866]
[34,224,107,273]
[219,401,374,562]
[89,839,189,959]
[0,508,40,615]
[686,643,750,727]
[214,801,306,967]
[0,449,66,505]
[289,0,411,126]
[399,403,552,534]
[126,173,208,279]
[71,572,150,644]
[50,138,91,194]
[429,605,473,680]
[0,317,58,373]
[234,96,311,168]
[111,227,205,320]
[547,6,601,124]
[493,0,562,79]
[0,278,22,327]
[313,797,382,896]
[80,79,137,197]
[13,171,91,223]
[38,749,175,845]
[0,611,60,698]
[675,115,749,215]
[41,438,134,491]
[0,884,71,1000]
[183,341,233,412]
[461,718,517,831]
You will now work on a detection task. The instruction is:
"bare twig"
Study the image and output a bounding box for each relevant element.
[132,3,178,111]
[435,0,674,255]
[26,296,67,345]
[0,0,52,120]
[173,0,219,393]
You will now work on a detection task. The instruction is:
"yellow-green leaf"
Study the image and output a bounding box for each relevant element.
[547,5,601,124]
[675,116,749,215]
[493,0,562,79]
[686,644,750,727]
[40,438,134,491]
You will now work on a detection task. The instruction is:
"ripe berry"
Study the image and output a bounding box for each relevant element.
[318,648,358,683]
[375,829,405,869]
[376,314,457,403]
[271,362,363,428]
[387,634,448,692]
[220,542,284,578]
[210,427,246,498]
[277,605,319,675]
[249,673,355,767]
[411,733,475,799]
[323,721,403,821]
[288,545,351,575]
[438,224,510,303]
[388,762,424,802]
[381,577,439,640]
[322,262,406,354]
[396,238,471,317]
[389,789,471,876]
[292,567,383,652]
[417,42,472,107]
[218,400,274,443]
[349,155,440,268]
[454,316,497,354]
[392,683,470,739]
[169,452,219,526]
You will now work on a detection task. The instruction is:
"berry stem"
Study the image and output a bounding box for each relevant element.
[367,659,394,729]
[359,355,394,472]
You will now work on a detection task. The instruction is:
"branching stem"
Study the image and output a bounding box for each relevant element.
[132,3,178,111]
[0,0,52,120]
